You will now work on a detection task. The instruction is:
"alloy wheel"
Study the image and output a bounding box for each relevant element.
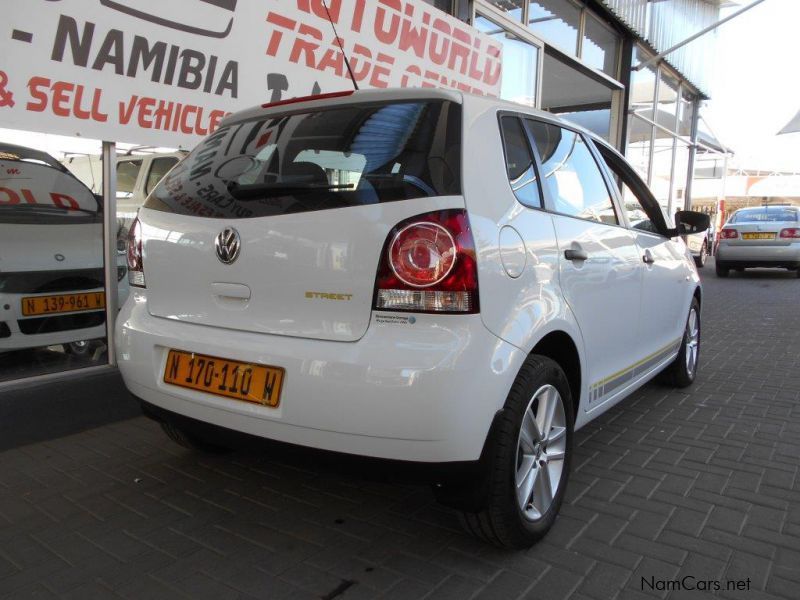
[685,307,699,376]
[515,384,567,521]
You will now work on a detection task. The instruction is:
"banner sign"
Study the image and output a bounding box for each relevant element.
[0,0,502,148]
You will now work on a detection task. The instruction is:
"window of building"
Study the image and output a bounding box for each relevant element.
[678,89,695,137]
[527,0,581,55]
[475,15,539,106]
[656,70,680,131]
[499,116,542,207]
[421,0,453,13]
[485,0,525,21]
[630,46,657,121]
[526,120,617,225]
[582,13,620,78]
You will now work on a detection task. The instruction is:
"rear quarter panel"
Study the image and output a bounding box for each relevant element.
[460,97,588,412]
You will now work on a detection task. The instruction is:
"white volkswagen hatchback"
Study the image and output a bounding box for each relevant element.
[116,88,708,548]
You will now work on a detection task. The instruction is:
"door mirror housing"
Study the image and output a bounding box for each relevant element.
[670,210,710,237]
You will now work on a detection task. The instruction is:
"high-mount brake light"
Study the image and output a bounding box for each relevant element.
[261,90,354,109]
[374,210,478,314]
[719,228,738,239]
[779,228,800,239]
[127,217,146,288]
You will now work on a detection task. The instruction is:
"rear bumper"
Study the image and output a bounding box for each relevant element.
[716,242,800,268]
[116,290,525,462]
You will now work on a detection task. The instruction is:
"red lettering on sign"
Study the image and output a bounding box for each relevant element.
[25,76,107,121]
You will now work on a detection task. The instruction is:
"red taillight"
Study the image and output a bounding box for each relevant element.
[374,210,478,313]
[779,228,800,239]
[127,217,145,288]
[719,228,738,239]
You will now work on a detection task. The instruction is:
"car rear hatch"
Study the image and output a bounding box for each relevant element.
[138,92,463,342]
[725,207,799,246]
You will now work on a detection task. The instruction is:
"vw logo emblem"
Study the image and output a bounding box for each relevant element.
[215,227,241,265]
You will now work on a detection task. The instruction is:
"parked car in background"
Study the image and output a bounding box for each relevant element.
[62,150,187,249]
[715,205,800,277]
[115,89,709,548]
[686,228,710,268]
[0,143,126,356]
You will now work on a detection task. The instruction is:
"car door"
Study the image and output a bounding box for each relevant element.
[595,143,690,366]
[523,119,643,408]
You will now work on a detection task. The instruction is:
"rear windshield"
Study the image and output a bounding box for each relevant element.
[144,100,462,219]
[730,207,799,223]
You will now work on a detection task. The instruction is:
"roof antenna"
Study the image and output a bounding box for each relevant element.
[321,0,359,91]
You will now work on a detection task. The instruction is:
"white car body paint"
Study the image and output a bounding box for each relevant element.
[116,89,701,462]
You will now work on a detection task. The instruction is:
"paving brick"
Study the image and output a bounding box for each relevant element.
[578,562,633,600]
[423,574,484,600]
[665,507,710,537]
[524,566,582,600]
[472,570,532,600]
[706,506,748,535]
[724,551,772,590]
[614,534,686,565]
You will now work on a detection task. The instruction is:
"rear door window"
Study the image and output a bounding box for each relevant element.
[145,157,180,195]
[144,100,462,219]
[116,160,142,199]
[525,120,618,225]
[499,116,542,208]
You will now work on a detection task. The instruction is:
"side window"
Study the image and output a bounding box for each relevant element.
[116,159,142,199]
[145,157,179,195]
[597,146,665,235]
[499,116,542,208]
[525,120,618,225]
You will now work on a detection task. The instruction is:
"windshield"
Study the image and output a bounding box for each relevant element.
[0,158,102,225]
[730,207,798,223]
[144,100,462,219]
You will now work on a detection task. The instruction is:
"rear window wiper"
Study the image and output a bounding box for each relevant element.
[228,181,354,200]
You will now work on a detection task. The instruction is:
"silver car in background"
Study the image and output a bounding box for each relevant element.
[715,205,800,277]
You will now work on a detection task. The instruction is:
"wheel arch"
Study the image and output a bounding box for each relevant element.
[529,330,582,423]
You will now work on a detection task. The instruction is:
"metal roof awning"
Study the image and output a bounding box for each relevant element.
[778,109,800,135]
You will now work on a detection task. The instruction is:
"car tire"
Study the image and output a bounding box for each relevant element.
[160,421,229,453]
[456,355,573,549]
[715,262,729,277]
[660,298,701,388]
[65,339,104,360]
[694,241,708,268]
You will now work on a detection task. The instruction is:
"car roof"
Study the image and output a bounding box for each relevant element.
[219,88,604,145]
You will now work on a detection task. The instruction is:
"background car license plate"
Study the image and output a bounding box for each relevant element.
[163,350,284,407]
[21,292,106,316]
[742,232,775,240]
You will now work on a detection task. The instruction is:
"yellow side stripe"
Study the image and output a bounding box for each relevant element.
[590,338,682,390]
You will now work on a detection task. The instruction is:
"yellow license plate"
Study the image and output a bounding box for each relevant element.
[163,350,284,407]
[21,292,106,316]
[742,232,775,240]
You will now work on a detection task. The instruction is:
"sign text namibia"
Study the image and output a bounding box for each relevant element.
[0,0,502,147]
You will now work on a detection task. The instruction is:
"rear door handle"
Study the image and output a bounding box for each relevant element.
[564,248,589,261]
[642,250,655,265]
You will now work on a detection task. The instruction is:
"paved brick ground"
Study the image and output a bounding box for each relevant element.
[1,259,799,599]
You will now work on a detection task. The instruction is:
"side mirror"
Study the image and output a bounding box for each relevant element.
[671,210,710,237]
